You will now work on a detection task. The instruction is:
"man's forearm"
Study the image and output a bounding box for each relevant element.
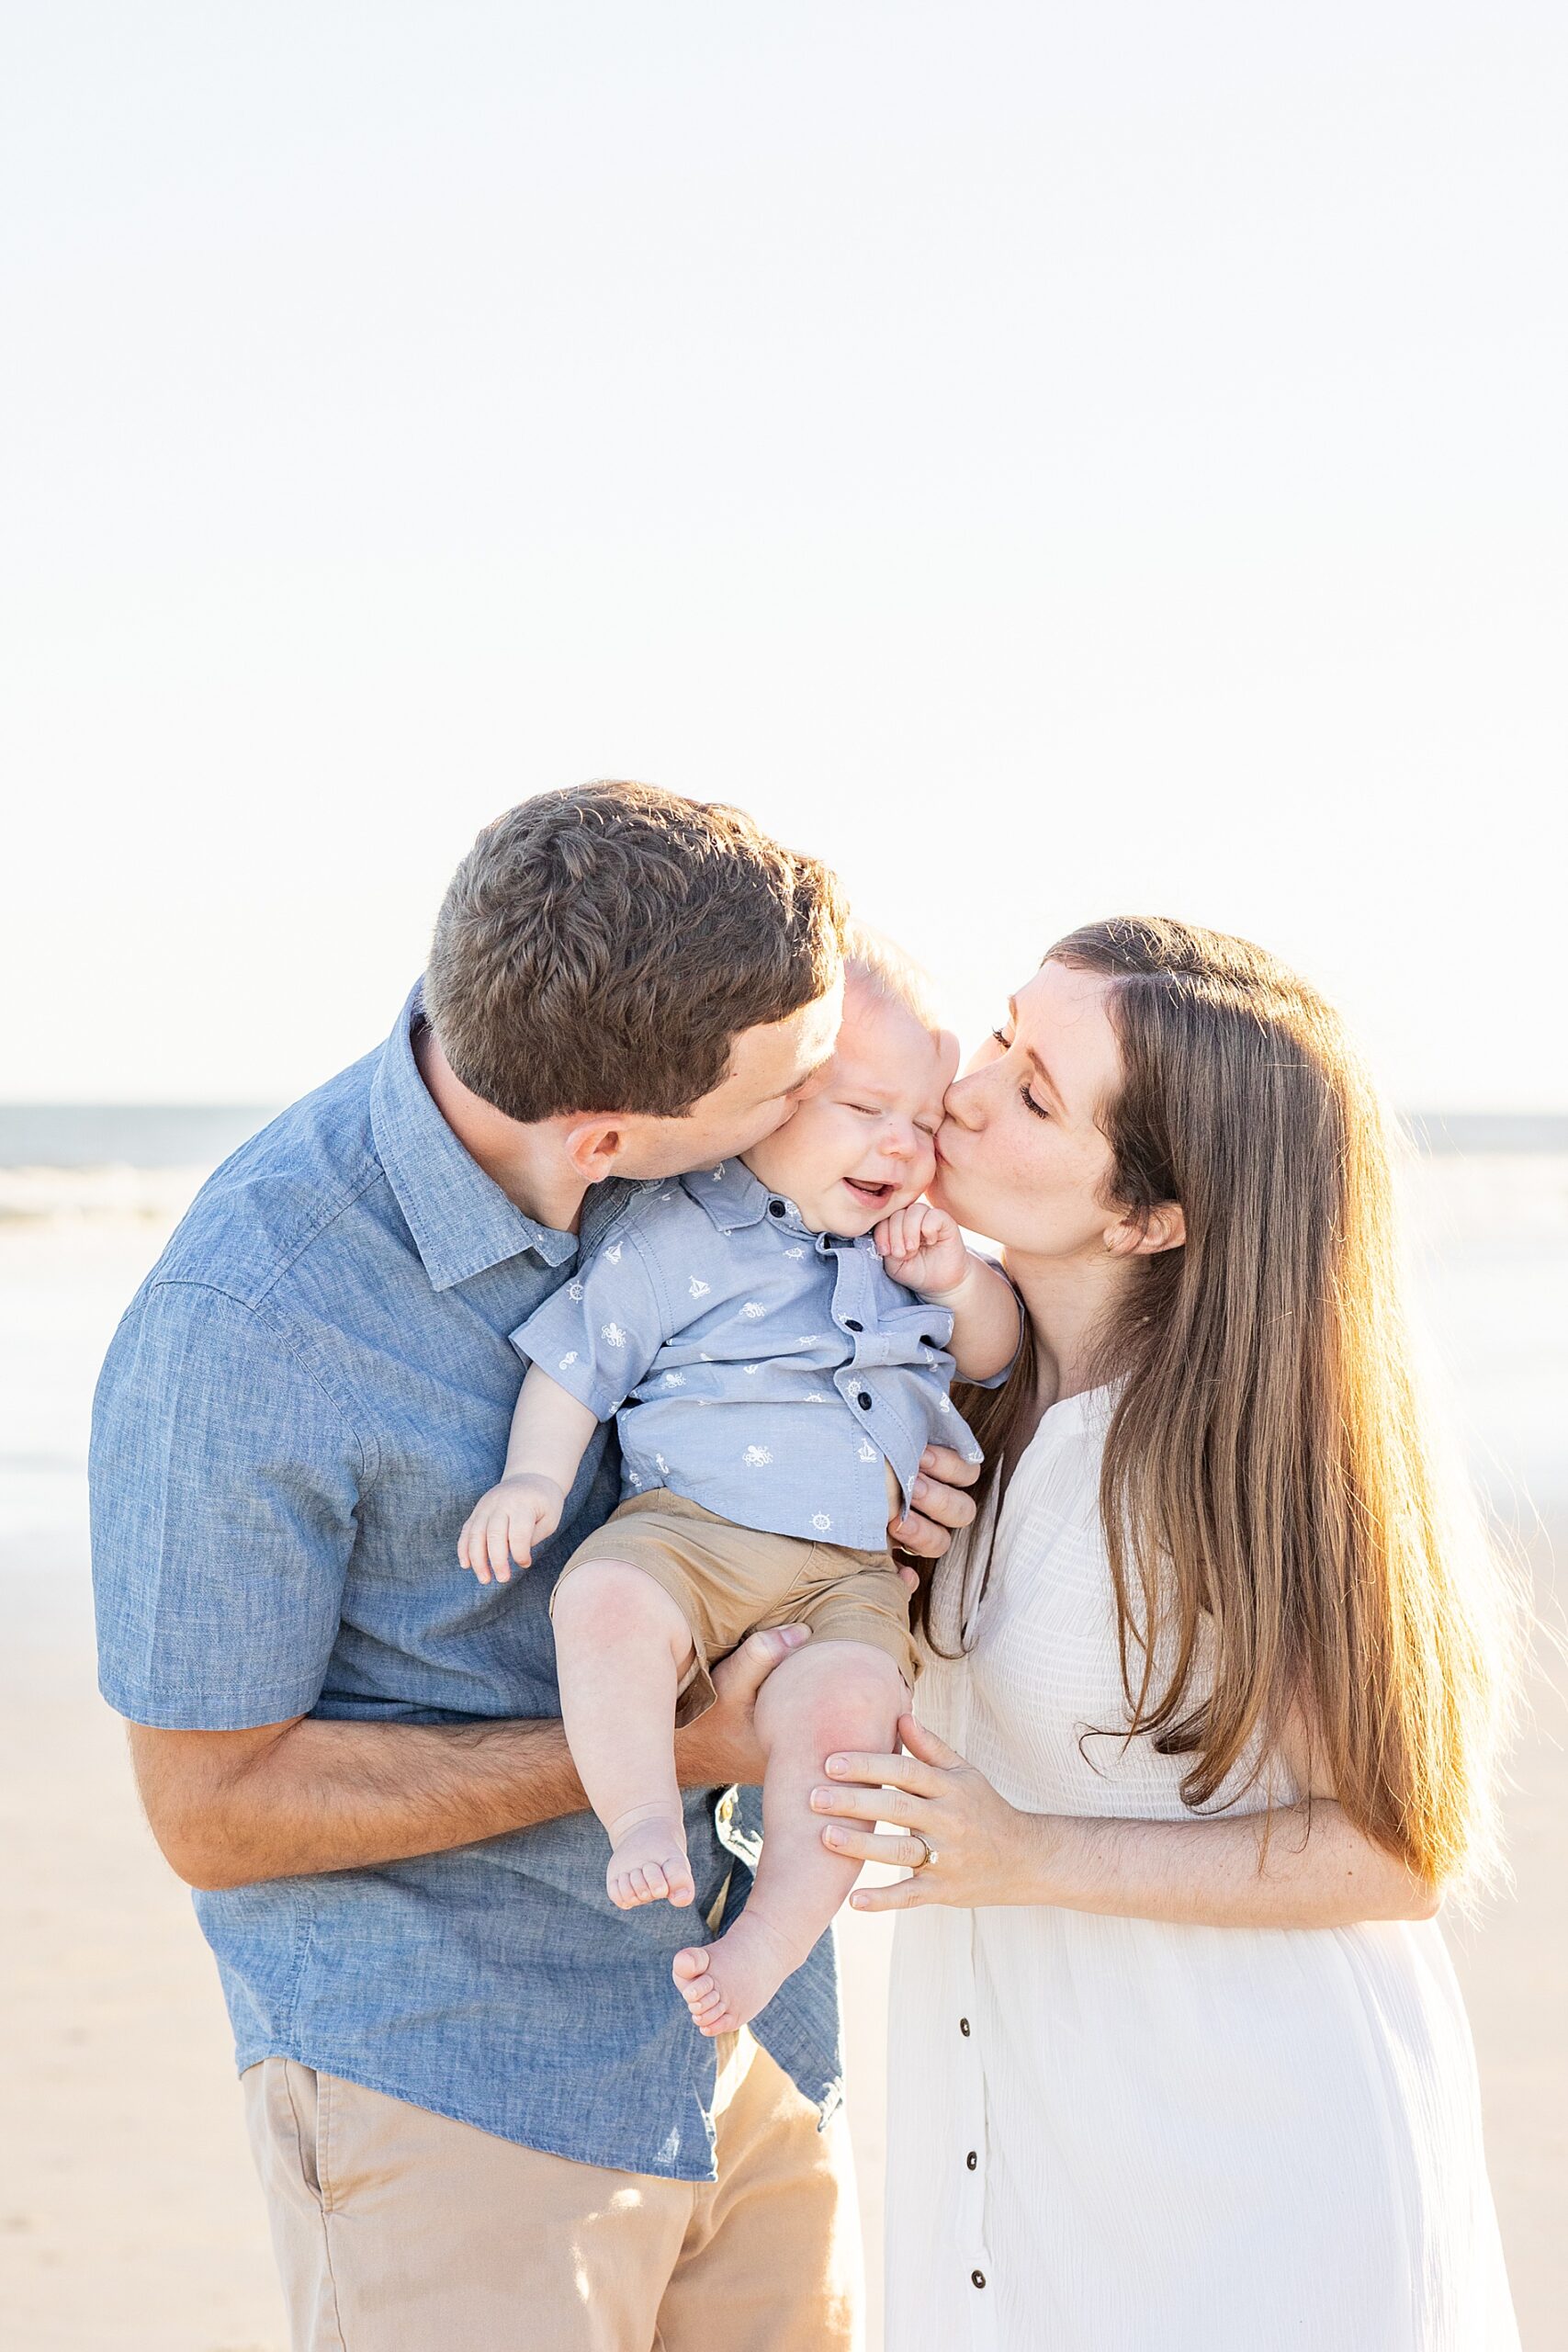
[132,1712,590,1890]
[132,1696,750,1892]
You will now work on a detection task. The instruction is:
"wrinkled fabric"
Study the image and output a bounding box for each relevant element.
[90,983,841,2178]
[513,1155,992,1551]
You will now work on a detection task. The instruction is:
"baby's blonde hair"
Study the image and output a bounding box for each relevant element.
[844,921,943,1039]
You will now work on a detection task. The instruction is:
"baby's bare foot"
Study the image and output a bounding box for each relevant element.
[672,1912,799,2036]
[605,1807,694,1910]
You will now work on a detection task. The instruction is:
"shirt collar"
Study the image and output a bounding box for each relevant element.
[681,1156,827,1242]
[370,981,584,1291]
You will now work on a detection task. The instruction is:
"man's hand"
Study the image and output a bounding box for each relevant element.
[888,1442,980,1560]
[458,1473,565,1584]
[674,1623,812,1788]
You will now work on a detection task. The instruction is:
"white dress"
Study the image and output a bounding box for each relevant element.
[885,1387,1517,2352]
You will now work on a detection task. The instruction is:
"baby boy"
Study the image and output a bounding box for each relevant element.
[460,939,1021,2035]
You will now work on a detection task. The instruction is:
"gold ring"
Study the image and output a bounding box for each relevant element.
[909,1832,938,1871]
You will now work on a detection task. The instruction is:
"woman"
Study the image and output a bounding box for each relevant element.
[811,919,1519,2349]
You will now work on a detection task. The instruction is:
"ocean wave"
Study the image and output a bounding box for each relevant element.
[0,1164,214,1226]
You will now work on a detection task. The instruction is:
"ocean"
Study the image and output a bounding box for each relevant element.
[0,1098,1551,1524]
[3,1102,1564,1528]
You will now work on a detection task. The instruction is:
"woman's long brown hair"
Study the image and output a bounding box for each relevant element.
[944,916,1517,1889]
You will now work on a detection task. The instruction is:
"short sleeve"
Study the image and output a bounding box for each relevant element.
[510,1228,669,1419]
[89,1282,363,1729]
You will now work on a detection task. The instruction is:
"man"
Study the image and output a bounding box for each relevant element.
[91,781,977,2350]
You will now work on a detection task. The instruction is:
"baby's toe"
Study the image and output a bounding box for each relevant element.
[695,1989,736,2036]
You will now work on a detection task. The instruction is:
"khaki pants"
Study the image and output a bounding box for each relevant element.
[243,2030,862,2351]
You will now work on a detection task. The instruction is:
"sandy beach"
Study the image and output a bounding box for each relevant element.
[2,1164,1564,2350]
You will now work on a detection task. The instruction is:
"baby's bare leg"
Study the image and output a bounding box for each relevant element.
[672,1640,908,2034]
[551,1562,699,1910]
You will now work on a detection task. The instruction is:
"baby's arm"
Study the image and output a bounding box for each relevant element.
[459,1367,600,1585]
[465,1216,672,1584]
[874,1203,1022,1382]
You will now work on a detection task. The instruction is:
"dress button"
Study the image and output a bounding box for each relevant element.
[844,1317,863,1332]
[965,2150,977,2171]
[958,2017,971,2036]
[856,1391,873,1411]
[768,1200,786,1217]
[971,2270,987,2290]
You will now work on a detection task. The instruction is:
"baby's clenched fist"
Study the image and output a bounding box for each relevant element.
[873,1202,972,1298]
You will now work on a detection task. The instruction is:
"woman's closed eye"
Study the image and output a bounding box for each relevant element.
[990,1027,1051,1121]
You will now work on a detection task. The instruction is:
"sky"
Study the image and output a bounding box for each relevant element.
[2,3,1564,1109]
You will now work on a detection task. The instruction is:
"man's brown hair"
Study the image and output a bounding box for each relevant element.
[425,781,847,1124]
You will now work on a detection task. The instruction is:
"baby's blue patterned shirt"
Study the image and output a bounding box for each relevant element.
[513,1158,999,1553]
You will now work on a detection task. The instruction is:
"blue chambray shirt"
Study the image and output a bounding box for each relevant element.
[88,985,841,2177]
[515,1159,988,1551]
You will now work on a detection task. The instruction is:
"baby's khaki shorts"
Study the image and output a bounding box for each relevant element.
[552,1487,919,1724]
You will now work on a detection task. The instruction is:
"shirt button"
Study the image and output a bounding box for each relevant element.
[844,1317,863,1332]
[971,2271,987,2290]
[856,1392,873,1411]
[965,2150,977,2171]
[768,1200,786,1217]
[959,2017,971,2036]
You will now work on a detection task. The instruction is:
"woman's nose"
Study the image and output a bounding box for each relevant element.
[942,1068,986,1128]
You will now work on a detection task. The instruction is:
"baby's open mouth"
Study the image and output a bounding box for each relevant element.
[842,1177,895,1205]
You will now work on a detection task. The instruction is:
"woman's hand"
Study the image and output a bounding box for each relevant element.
[887,1443,980,1560]
[812,1712,1048,1911]
[816,1713,1443,1928]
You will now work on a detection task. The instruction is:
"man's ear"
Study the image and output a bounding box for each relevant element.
[1104,1201,1186,1259]
[562,1118,631,1185]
